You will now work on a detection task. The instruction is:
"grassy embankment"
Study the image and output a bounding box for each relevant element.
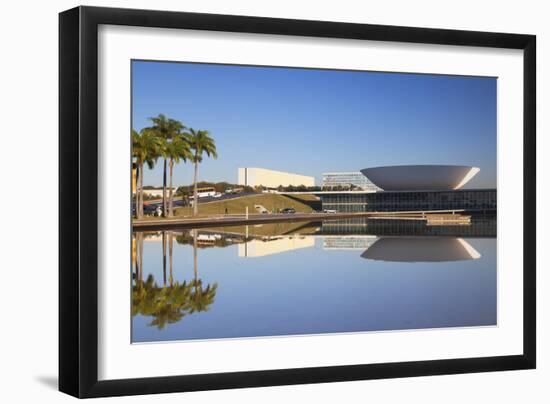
[201,220,320,237]
[173,193,318,217]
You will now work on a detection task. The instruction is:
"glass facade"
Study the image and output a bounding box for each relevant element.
[322,172,380,191]
[321,216,496,237]
[321,189,497,213]
[322,235,378,250]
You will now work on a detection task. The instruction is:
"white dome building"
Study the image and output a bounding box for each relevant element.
[360,237,481,262]
[360,165,480,191]
[320,165,495,213]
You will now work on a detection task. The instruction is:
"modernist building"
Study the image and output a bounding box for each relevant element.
[320,165,496,213]
[322,171,380,192]
[238,167,315,189]
[321,189,496,212]
[320,216,496,237]
[361,165,481,191]
[141,187,177,198]
[360,237,481,262]
[322,235,378,250]
[238,236,315,257]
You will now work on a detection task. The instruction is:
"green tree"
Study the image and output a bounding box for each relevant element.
[186,128,218,215]
[164,135,193,216]
[168,231,174,287]
[132,274,194,330]
[132,128,161,218]
[189,280,218,314]
[190,229,218,314]
[131,233,219,330]
[149,114,185,217]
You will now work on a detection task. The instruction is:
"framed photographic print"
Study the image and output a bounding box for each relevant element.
[59,6,536,398]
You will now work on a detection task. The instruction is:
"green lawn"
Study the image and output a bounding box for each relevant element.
[173,193,315,216]
[201,220,320,237]
[287,194,319,202]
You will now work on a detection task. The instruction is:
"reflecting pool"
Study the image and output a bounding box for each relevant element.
[132,218,496,343]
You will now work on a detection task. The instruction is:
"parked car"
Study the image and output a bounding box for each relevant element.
[144,204,163,216]
[225,187,244,194]
[254,204,269,214]
[281,207,296,214]
[323,209,338,213]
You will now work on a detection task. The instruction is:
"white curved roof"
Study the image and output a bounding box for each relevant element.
[360,237,481,262]
[360,165,479,191]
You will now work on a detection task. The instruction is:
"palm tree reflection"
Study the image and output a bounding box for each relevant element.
[132,230,218,330]
[190,229,218,314]
[132,274,193,329]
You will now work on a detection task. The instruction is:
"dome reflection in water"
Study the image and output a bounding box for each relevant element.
[132,217,496,343]
[360,237,481,262]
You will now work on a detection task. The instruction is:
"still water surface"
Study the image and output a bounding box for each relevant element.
[132,219,496,343]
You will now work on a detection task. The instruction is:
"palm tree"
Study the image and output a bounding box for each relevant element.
[132,128,160,218]
[189,280,218,314]
[132,234,218,330]
[189,229,218,314]
[186,128,217,215]
[149,115,185,217]
[132,274,194,330]
[132,232,140,283]
[164,135,193,216]
[168,231,174,287]
[137,232,144,283]
[162,231,167,287]
[193,229,198,280]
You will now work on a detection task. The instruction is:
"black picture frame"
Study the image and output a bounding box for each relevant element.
[59,5,536,398]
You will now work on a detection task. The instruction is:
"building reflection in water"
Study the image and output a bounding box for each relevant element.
[360,237,481,262]
[236,233,481,262]
[238,236,315,257]
[132,215,496,340]
[322,235,378,251]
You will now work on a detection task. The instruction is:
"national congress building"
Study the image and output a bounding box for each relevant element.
[320,165,496,213]
[238,164,495,214]
[322,171,380,192]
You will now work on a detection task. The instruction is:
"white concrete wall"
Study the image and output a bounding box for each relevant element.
[238,236,315,257]
[238,167,315,188]
[141,188,177,197]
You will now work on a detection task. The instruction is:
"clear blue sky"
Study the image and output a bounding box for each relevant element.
[132,60,496,188]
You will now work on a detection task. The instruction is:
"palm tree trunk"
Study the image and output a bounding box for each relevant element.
[193,161,199,216]
[168,159,174,217]
[162,231,167,287]
[139,162,144,217]
[138,232,144,283]
[169,231,173,287]
[193,229,198,283]
[133,233,138,283]
[162,158,167,217]
[134,164,140,218]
